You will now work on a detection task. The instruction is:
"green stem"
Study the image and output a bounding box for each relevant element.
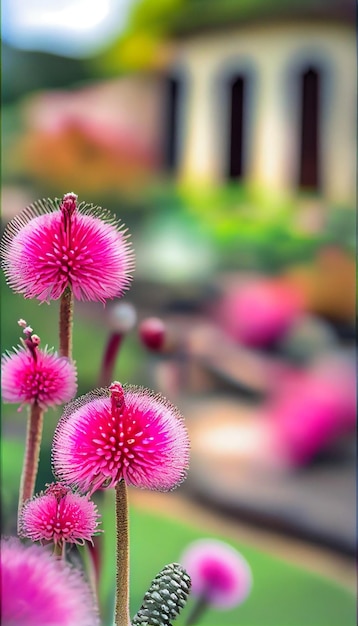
[186,593,209,626]
[18,402,44,531]
[59,287,74,359]
[53,541,65,559]
[115,480,131,626]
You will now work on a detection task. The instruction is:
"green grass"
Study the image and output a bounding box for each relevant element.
[95,490,355,626]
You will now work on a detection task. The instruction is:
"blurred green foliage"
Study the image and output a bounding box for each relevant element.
[96,0,353,73]
[139,184,354,274]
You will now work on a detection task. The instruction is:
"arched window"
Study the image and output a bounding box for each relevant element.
[227,74,247,180]
[298,67,321,191]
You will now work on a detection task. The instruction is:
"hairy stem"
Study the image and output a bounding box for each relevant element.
[115,480,130,626]
[18,403,44,530]
[59,287,74,359]
[99,332,123,387]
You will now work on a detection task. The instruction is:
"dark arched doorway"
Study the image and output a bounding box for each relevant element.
[227,74,247,180]
[298,67,321,191]
[162,75,181,173]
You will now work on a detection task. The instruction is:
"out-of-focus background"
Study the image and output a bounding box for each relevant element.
[1,1,356,625]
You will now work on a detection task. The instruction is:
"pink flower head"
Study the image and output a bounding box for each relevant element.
[1,322,77,409]
[1,537,100,626]
[1,192,134,303]
[52,381,189,494]
[181,539,252,609]
[19,482,101,547]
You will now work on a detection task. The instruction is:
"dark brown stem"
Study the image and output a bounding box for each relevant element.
[99,333,123,387]
[115,480,131,626]
[18,403,44,530]
[59,287,74,359]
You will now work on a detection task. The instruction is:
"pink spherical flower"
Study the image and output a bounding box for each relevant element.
[181,539,252,609]
[52,381,189,494]
[1,192,134,303]
[1,537,100,626]
[19,482,101,547]
[1,323,77,409]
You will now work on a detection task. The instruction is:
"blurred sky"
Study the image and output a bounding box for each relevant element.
[2,0,137,57]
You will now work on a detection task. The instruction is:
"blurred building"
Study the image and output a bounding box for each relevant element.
[157,1,355,206]
[6,1,355,208]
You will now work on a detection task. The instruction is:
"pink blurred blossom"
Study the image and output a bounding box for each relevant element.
[181,539,252,609]
[19,483,101,547]
[52,381,189,494]
[1,537,99,626]
[1,192,134,303]
[267,358,356,465]
[217,279,303,347]
[1,327,77,410]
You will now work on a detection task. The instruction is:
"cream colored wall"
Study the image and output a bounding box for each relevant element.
[173,23,355,206]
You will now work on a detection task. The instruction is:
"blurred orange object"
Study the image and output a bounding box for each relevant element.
[284,246,355,323]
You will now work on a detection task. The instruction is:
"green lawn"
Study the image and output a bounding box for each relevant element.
[96,490,355,626]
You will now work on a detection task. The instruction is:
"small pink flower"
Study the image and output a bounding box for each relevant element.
[181,539,252,609]
[52,381,189,494]
[19,482,101,546]
[1,325,77,409]
[1,537,100,626]
[1,192,134,303]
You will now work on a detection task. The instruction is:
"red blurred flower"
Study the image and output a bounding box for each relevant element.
[139,317,166,352]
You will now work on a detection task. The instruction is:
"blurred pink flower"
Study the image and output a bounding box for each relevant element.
[52,381,189,494]
[1,537,100,626]
[19,483,101,547]
[181,539,252,609]
[268,357,356,465]
[1,192,134,303]
[1,325,77,410]
[218,279,303,347]
[139,317,166,352]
